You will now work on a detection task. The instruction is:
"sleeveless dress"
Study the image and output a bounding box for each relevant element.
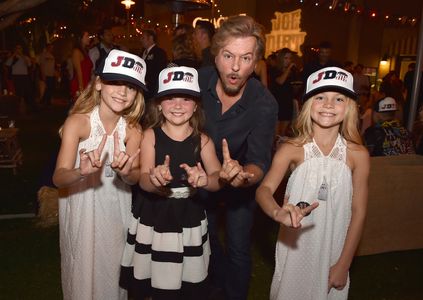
[120,127,211,300]
[70,48,93,99]
[58,106,131,300]
[270,135,352,300]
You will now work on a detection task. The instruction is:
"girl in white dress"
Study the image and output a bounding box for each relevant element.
[256,67,370,300]
[53,50,146,300]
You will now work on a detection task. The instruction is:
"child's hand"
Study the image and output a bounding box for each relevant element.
[149,155,173,187]
[328,262,348,293]
[219,138,254,187]
[180,162,208,188]
[274,200,319,228]
[79,134,107,176]
[111,131,140,177]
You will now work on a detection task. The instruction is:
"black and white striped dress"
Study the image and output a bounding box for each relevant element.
[120,127,211,300]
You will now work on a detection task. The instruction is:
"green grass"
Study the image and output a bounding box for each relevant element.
[1,216,422,300]
[0,219,62,300]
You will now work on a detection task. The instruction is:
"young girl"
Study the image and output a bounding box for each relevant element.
[120,66,222,299]
[256,67,370,300]
[53,49,146,300]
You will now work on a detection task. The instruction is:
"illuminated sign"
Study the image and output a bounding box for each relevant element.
[265,9,307,57]
[193,14,246,29]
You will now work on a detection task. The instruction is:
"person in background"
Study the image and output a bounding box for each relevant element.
[353,63,371,109]
[269,48,299,138]
[302,41,340,82]
[38,43,56,106]
[364,96,415,156]
[170,33,200,69]
[198,15,278,300]
[253,57,268,87]
[70,30,93,101]
[193,20,215,67]
[403,62,423,125]
[379,71,405,121]
[257,66,369,300]
[412,105,423,154]
[141,29,168,101]
[173,23,193,37]
[89,25,119,74]
[53,49,146,300]
[5,44,37,112]
[343,61,354,74]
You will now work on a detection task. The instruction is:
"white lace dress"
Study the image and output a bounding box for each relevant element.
[270,135,353,300]
[59,106,131,300]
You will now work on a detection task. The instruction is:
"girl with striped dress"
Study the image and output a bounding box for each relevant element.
[120,66,222,299]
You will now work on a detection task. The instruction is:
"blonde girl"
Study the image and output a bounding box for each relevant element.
[53,49,146,300]
[257,67,370,300]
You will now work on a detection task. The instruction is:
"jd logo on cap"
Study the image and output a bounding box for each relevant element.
[110,56,144,75]
[163,71,195,84]
[312,70,349,84]
[381,103,395,110]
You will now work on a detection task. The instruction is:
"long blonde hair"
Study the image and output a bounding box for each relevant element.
[289,97,362,146]
[60,77,145,135]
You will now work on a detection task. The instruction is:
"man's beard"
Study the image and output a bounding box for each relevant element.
[221,82,241,97]
[220,75,243,97]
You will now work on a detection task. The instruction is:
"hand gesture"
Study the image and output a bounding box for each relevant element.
[219,138,254,187]
[79,134,107,176]
[111,131,140,177]
[149,155,173,187]
[274,197,319,228]
[180,162,208,188]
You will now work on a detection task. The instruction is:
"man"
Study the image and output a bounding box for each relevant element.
[364,96,415,156]
[89,25,119,73]
[6,44,37,112]
[140,29,168,100]
[198,15,277,300]
[38,43,56,106]
[193,20,215,67]
[173,23,193,37]
[353,63,371,108]
[403,62,423,125]
[302,41,340,82]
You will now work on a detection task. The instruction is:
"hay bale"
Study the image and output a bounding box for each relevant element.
[36,186,58,227]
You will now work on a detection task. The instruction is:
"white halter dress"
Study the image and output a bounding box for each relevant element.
[270,135,353,300]
[59,106,131,300]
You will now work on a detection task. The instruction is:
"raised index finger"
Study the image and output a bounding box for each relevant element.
[97,134,107,155]
[163,155,170,167]
[113,131,120,155]
[302,201,319,215]
[222,138,231,162]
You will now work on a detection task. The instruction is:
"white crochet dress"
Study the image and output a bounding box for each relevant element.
[270,135,352,300]
[59,106,131,300]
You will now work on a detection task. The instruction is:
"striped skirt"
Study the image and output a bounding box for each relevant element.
[120,190,211,300]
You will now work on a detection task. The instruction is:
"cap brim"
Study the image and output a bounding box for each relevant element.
[100,73,148,92]
[155,88,200,99]
[303,86,357,101]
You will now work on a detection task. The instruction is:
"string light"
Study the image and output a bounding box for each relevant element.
[294,0,419,26]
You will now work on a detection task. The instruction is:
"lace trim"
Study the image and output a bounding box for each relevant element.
[304,134,346,162]
[79,106,127,152]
